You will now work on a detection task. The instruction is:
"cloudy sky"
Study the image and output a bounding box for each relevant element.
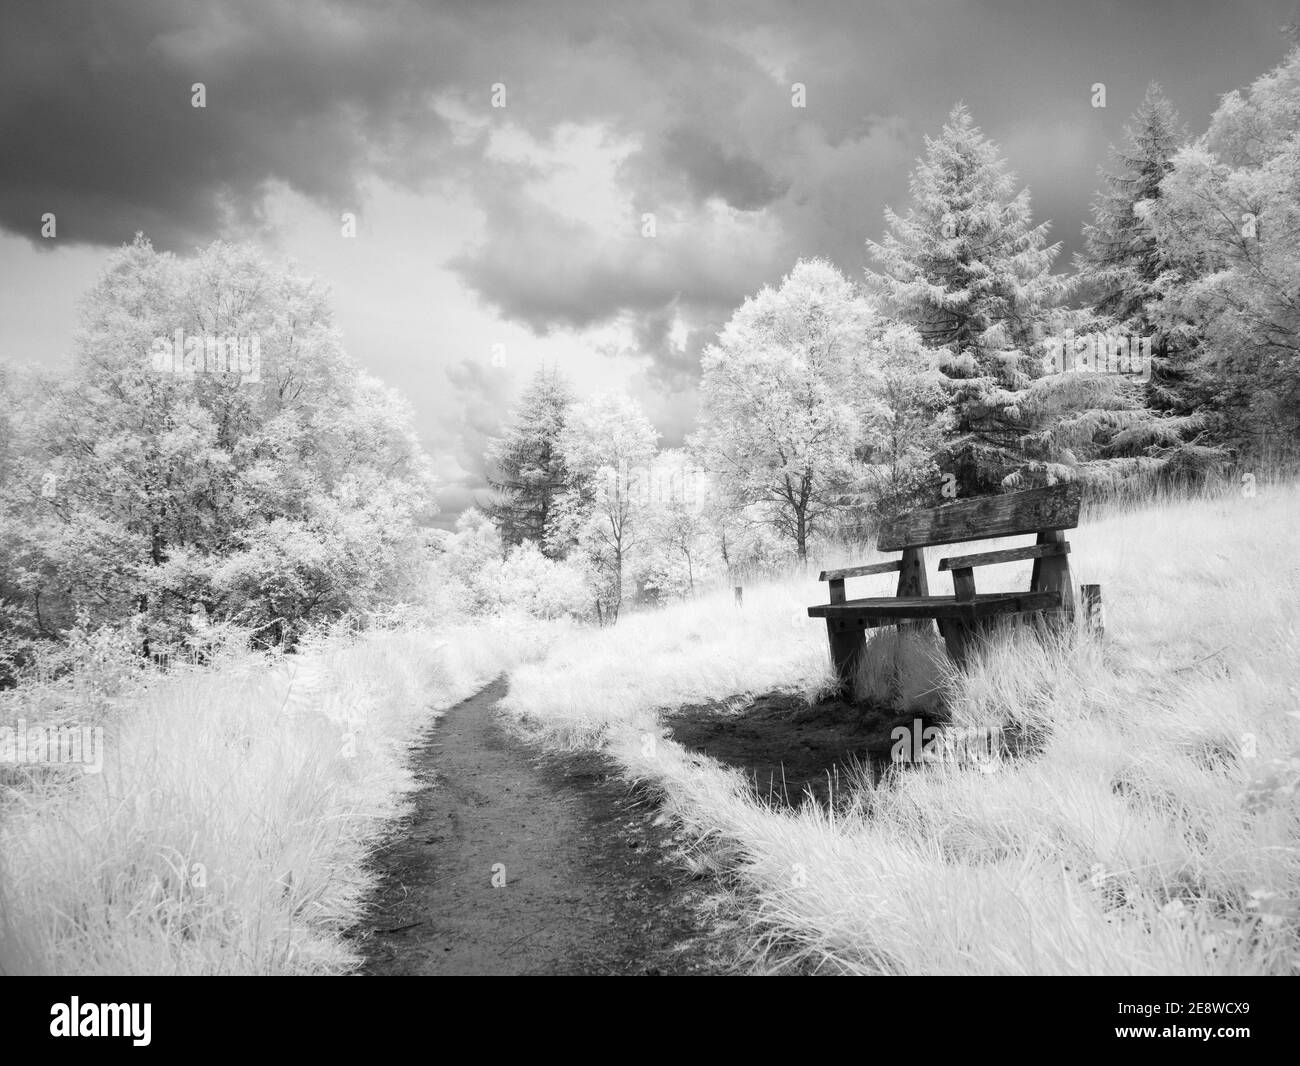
[1,0,1295,522]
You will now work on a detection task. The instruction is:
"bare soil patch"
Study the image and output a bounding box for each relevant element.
[663,693,947,809]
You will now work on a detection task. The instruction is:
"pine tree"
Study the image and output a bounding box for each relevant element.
[1078,84,1202,417]
[865,105,1065,495]
[483,367,572,556]
[1079,85,1183,321]
[1070,84,1222,485]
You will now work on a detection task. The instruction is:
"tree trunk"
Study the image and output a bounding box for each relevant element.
[137,593,150,660]
[612,544,623,623]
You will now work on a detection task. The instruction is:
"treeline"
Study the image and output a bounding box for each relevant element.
[481,49,1300,611]
[2,47,1297,655]
[0,239,436,677]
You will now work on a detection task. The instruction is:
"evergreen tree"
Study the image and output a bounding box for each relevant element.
[1079,84,1183,323]
[1067,84,1221,486]
[854,323,952,517]
[865,105,1065,495]
[483,367,572,556]
[1077,84,1205,419]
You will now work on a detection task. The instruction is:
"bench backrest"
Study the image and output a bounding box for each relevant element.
[876,483,1082,552]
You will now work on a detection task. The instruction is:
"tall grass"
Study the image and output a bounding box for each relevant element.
[502,482,1300,974]
[0,616,554,975]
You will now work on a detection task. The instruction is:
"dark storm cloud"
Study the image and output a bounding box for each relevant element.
[436,0,1299,357]
[2,0,1296,372]
[0,0,469,248]
[447,179,775,336]
[660,127,788,211]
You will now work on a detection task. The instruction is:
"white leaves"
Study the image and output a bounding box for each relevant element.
[2,238,437,644]
[558,392,659,479]
[867,104,1061,364]
[696,260,951,542]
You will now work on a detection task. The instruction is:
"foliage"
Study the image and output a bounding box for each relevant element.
[427,508,591,621]
[1146,47,1300,458]
[546,392,659,622]
[853,323,953,516]
[866,105,1065,495]
[0,237,436,659]
[483,367,572,556]
[693,259,881,560]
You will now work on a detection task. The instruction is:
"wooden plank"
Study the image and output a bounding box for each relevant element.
[818,560,902,581]
[877,483,1082,551]
[951,566,976,602]
[821,600,1061,630]
[1081,583,1104,639]
[808,590,1060,621]
[938,542,1070,572]
[813,594,1031,611]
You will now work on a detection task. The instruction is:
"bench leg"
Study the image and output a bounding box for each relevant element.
[824,575,863,695]
[1030,530,1075,627]
[939,562,980,667]
[938,618,976,667]
[826,621,863,695]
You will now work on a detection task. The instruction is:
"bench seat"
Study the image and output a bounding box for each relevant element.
[808,590,1061,624]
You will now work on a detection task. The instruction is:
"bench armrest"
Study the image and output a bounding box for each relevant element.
[818,560,902,581]
[937,542,1070,572]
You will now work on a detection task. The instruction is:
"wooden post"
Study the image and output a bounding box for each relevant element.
[940,564,978,666]
[1081,584,1103,639]
[896,547,928,599]
[825,576,863,694]
[1030,529,1075,625]
[951,566,976,602]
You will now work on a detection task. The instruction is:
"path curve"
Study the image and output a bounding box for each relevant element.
[358,678,736,975]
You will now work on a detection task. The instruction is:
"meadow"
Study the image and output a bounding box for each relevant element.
[502,479,1300,974]
[0,618,553,974]
[2,480,1296,975]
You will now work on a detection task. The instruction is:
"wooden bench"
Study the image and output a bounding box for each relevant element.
[807,483,1083,691]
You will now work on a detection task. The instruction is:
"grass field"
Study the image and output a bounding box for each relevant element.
[4,484,1296,975]
[0,618,554,975]
[501,482,1300,974]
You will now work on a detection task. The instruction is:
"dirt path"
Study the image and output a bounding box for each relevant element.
[357,678,738,975]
